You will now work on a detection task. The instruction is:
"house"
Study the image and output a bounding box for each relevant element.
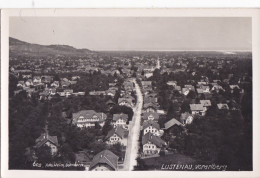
[198,81,207,85]
[64,89,73,97]
[111,69,120,75]
[142,81,153,91]
[174,86,182,93]
[39,91,50,100]
[17,81,25,87]
[109,83,117,87]
[200,100,212,107]
[223,79,230,84]
[217,103,229,110]
[144,92,157,98]
[57,91,65,97]
[14,89,22,96]
[72,110,107,128]
[123,81,134,91]
[211,84,224,93]
[112,113,128,129]
[143,96,157,105]
[77,92,86,96]
[60,80,71,88]
[142,133,166,156]
[106,88,117,97]
[61,78,69,82]
[144,72,153,78]
[25,88,36,97]
[190,104,207,116]
[142,81,152,89]
[180,112,194,125]
[143,103,157,113]
[106,99,116,109]
[25,79,33,87]
[143,120,161,137]
[213,80,221,83]
[143,93,158,104]
[105,126,128,146]
[121,69,132,77]
[34,133,59,156]
[41,75,53,83]
[70,81,77,85]
[142,112,159,122]
[118,98,133,108]
[196,88,204,95]
[142,88,153,95]
[89,91,106,96]
[45,88,56,95]
[34,83,45,91]
[184,85,195,91]
[22,74,32,79]
[200,85,210,93]
[230,85,240,93]
[182,88,190,96]
[72,76,80,81]
[164,118,184,130]
[33,76,42,84]
[124,94,135,102]
[167,81,177,87]
[89,150,119,171]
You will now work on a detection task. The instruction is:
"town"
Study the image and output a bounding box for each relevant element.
[9,38,252,171]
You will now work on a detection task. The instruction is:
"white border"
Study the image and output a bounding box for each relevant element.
[0,0,260,8]
[1,9,260,178]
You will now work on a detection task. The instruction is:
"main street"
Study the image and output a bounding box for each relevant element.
[122,79,143,171]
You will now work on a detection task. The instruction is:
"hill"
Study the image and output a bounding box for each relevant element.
[9,37,93,57]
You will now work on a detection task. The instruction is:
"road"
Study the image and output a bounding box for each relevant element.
[122,79,143,171]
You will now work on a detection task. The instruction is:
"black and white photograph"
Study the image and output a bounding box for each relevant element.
[1,9,259,176]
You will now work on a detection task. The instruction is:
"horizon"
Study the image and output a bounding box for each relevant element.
[10,36,252,53]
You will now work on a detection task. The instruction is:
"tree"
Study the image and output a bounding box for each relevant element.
[58,143,75,162]
[35,145,53,164]
[102,120,113,136]
[159,149,166,156]
[158,114,168,128]
[233,87,240,102]
[95,122,102,130]
[180,101,190,113]
[91,141,107,155]
[187,90,196,99]
[9,74,18,97]
[109,105,133,123]
[167,102,179,119]
[108,143,124,161]
[134,157,148,170]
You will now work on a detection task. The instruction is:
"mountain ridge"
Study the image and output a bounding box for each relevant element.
[9,37,93,57]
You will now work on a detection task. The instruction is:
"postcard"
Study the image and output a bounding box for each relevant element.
[1,8,260,178]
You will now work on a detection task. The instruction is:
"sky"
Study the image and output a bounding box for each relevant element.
[9,17,252,51]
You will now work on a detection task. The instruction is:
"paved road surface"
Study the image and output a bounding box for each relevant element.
[122,79,143,171]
